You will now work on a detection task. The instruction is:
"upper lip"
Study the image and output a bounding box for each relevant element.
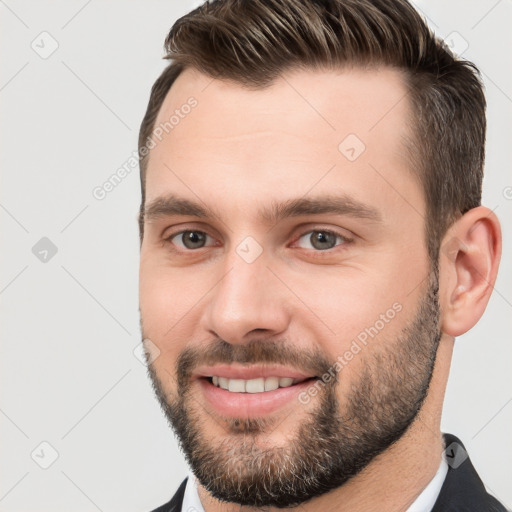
[193,364,316,381]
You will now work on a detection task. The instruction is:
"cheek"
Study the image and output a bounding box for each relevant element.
[289,263,407,333]
[288,265,416,385]
[313,294,405,367]
[140,257,201,325]
[139,260,203,368]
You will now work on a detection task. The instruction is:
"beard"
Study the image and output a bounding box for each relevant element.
[143,267,441,508]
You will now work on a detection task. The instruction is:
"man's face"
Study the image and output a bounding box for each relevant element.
[139,67,441,507]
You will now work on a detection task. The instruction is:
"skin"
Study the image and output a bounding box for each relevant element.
[139,66,501,512]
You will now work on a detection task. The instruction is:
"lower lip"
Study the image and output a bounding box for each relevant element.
[198,378,316,418]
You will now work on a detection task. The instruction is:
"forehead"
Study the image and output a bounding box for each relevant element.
[146,65,423,225]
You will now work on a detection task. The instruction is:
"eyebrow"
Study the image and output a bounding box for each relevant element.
[143,193,382,225]
[262,195,382,224]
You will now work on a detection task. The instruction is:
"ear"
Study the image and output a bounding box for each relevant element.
[439,206,502,337]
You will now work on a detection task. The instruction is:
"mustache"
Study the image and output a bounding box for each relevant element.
[175,338,334,383]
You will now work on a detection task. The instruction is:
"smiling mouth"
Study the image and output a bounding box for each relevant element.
[203,376,316,393]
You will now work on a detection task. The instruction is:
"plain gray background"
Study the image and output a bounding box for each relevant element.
[1,1,511,511]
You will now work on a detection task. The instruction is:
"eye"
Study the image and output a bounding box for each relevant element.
[167,230,215,250]
[295,230,350,251]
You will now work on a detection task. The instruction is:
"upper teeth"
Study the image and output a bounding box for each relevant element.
[211,376,296,393]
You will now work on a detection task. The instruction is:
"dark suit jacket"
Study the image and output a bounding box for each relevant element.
[149,433,508,512]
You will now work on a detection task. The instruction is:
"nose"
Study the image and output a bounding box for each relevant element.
[199,250,291,344]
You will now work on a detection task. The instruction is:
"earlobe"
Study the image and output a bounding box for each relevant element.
[439,206,502,337]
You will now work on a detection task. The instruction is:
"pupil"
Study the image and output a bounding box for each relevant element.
[311,231,336,250]
[183,231,205,249]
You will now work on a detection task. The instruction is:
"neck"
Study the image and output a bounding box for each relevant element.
[197,336,452,512]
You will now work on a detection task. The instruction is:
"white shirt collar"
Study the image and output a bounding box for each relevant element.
[182,458,448,512]
[181,471,205,512]
[405,457,448,512]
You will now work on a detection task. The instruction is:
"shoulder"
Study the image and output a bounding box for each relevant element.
[432,433,507,512]
[148,478,188,512]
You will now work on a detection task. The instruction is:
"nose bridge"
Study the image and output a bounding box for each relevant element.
[202,246,289,343]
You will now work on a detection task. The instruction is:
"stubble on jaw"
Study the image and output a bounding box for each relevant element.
[142,268,441,508]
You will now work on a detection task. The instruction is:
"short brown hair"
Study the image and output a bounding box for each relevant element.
[138,0,486,261]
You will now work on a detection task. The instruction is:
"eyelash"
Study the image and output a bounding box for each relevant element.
[163,227,353,254]
[293,229,352,248]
